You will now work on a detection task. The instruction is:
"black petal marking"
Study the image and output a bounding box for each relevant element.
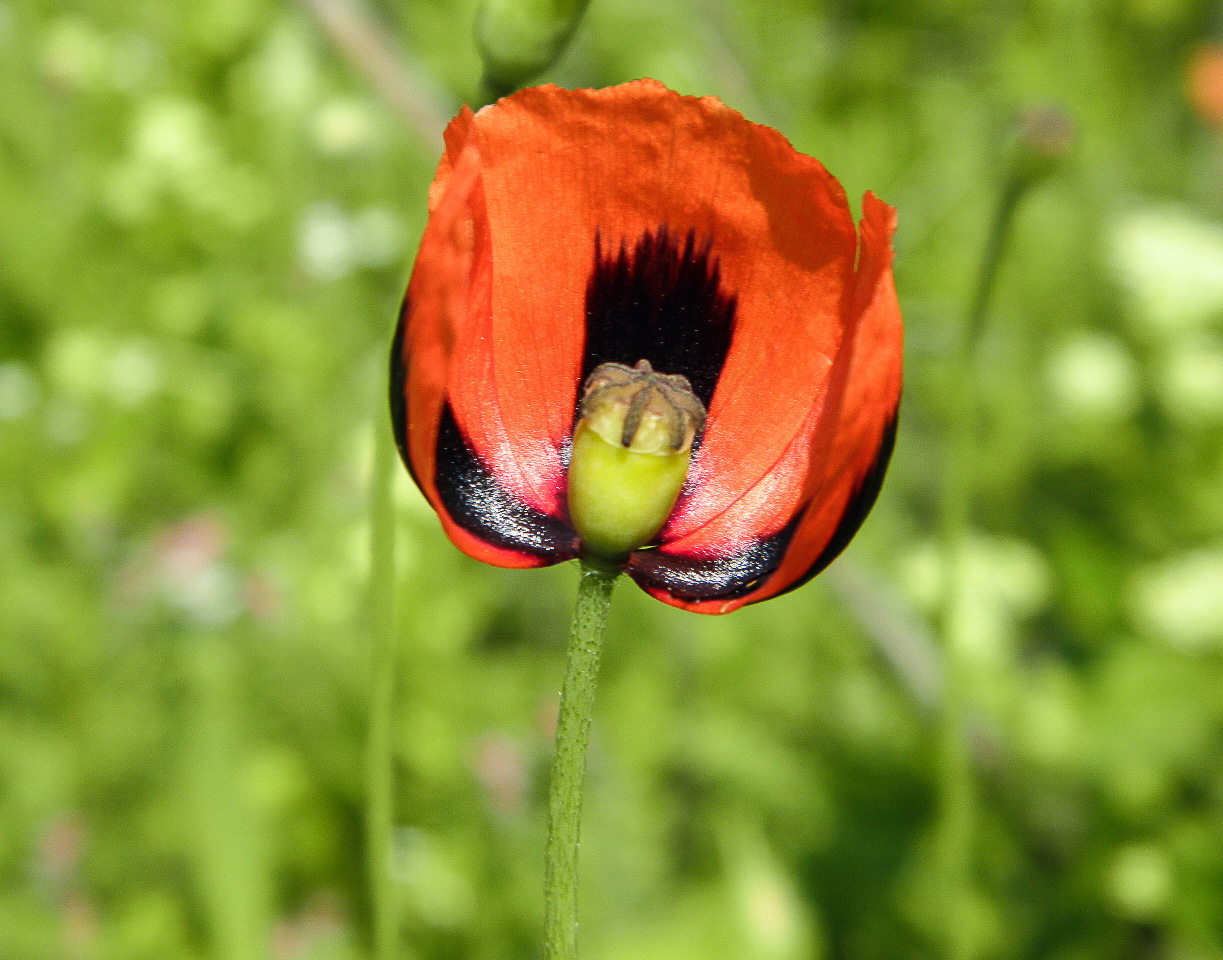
[630,405,899,603]
[583,227,736,411]
[435,403,578,562]
[628,515,802,601]
[388,297,417,489]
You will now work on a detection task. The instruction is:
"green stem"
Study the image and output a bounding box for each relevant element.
[544,560,618,960]
[935,169,1027,960]
[367,414,398,960]
[963,179,1023,351]
[935,388,976,960]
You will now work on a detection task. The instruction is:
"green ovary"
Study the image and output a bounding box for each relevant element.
[566,420,691,560]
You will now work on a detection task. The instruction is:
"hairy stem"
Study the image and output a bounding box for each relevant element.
[544,560,617,960]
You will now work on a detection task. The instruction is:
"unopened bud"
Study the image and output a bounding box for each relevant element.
[1008,107,1075,185]
[567,360,705,560]
[475,0,591,95]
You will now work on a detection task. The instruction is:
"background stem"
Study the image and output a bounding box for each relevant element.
[964,179,1023,350]
[936,169,1027,960]
[544,561,617,960]
[367,413,399,960]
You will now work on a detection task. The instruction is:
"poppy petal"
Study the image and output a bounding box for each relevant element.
[472,80,859,521]
[633,193,902,612]
[392,108,578,566]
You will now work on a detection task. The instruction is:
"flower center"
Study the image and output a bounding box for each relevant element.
[567,360,706,561]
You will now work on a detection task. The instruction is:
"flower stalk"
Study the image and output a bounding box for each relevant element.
[935,107,1072,960]
[367,412,399,960]
[934,176,1018,960]
[545,560,617,960]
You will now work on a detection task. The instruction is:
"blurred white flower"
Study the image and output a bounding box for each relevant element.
[131,97,221,183]
[298,202,357,281]
[243,21,320,118]
[1157,336,1223,426]
[299,203,403,280]
[45,328,107,398]
[1110,206,1223,338]
[900,535,1052,666]
[107,340,163,408]
[392,828,474,929]
[1131,548,1223,650]
[312,97,379,155]
[0,360,40,421]
[1045,332,1141,423]
[119,515,243,629]
[42,15,108,90]
[1106,843,1173,920]
[353,206,405,267]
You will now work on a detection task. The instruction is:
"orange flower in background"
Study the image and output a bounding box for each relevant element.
[390,79,902,614]
[1186,44,1223,128]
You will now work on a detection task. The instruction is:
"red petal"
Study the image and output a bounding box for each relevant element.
[639,193,902,612]
[398,109,567,566]
[473,80,858,526]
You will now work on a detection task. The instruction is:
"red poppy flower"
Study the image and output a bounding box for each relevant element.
[390,79,902,614]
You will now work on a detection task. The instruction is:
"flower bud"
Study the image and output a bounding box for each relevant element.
[475,0,591,95]
[1007,107,1075,186]
[567,360,705,561]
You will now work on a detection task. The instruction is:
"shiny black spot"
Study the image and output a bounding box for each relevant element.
[629,405,899,604]
[583,227,736,410]
[627,515,802,602]
[435,403,578,562]
[388,297,417,489]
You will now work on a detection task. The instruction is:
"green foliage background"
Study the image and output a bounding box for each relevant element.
[4,0,1223,957]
